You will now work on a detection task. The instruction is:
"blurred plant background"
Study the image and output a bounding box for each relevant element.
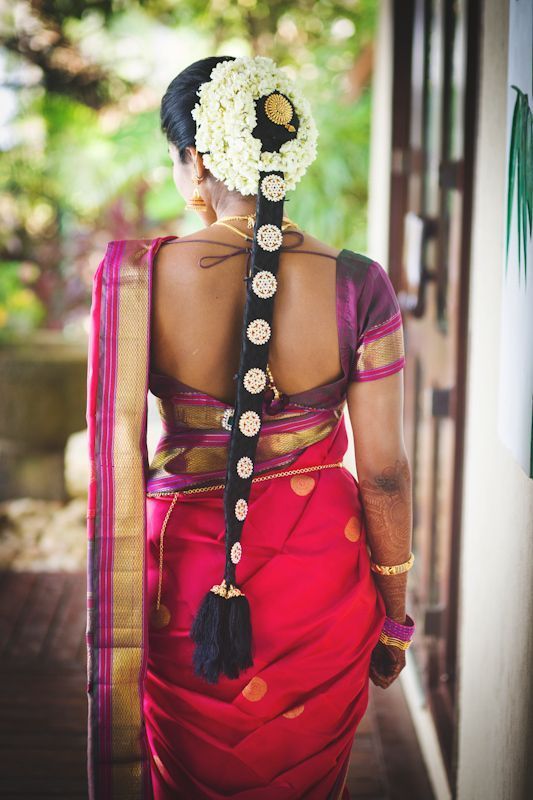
[0,0,377,341]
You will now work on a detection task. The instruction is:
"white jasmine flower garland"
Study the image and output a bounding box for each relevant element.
[191,56,318,195]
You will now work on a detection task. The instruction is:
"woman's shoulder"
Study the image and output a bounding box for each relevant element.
[336,249,397,300]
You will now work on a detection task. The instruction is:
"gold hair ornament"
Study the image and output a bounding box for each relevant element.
[209,579,245,599]
[264,93,296,132]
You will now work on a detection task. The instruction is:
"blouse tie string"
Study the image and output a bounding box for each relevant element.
[181,229,307,271]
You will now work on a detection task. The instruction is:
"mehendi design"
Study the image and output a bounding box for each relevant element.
[359,459,412,620]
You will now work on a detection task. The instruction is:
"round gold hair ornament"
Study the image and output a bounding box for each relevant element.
[264,92,296,132]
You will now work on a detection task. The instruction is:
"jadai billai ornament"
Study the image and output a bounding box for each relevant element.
[189,56,318,684]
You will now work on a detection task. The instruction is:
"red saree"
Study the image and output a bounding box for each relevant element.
[144,420,385,800]
[86,237,405,799]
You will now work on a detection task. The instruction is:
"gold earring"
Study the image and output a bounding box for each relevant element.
[186,172,207,211]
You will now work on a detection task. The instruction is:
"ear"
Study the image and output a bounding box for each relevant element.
[182,145,196,163]
[194,150,207,179]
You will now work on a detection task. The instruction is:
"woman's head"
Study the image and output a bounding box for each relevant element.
[160,56,317,219]
[160,56,238,217]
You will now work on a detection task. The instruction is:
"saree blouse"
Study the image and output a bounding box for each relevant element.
[146,245,405,495]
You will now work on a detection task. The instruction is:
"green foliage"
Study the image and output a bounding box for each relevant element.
[0,263,46,340]
[292,91,372,251]
[1,0,378,332]
[506,86,533,286]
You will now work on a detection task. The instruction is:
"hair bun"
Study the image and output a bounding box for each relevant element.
[252,91,300,153]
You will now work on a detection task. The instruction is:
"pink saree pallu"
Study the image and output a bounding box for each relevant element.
[86,239,156,800]
[86,236,403,799]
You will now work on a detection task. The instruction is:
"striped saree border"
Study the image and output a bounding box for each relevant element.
[353,309,405,382]
[86,238,163,799]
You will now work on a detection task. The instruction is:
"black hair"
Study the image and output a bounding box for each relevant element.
[160,56,236,162]
[160,58,301,685]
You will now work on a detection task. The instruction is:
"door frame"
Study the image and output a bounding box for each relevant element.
[386,0,481,788]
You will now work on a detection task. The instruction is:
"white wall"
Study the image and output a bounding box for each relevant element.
[456,0,533,797]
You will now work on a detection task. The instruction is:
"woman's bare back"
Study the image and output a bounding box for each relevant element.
[150,226,343,405]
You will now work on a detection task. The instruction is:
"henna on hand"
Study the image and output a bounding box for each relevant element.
[359,457,413,688]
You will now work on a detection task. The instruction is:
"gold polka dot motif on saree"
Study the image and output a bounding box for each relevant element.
[242,675,268,701]
[282,704,305,719]
[290,474,316,496]
[344,515,361,542]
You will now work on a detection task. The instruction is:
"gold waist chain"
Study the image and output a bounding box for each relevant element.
[146,459,344,497]
[148,459,344,628]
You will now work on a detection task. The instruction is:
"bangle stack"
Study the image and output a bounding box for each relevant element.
[378,613,416,650]
[368,552,416,649]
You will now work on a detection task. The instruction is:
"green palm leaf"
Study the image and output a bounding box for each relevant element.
[506,86,533,287]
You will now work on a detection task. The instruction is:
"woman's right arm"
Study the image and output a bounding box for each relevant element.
[346,370,413,626]
[344,257,413,688]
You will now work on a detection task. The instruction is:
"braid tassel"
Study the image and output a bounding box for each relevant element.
[190,579,253,683]
[190,588,228,684]
[225,592,253,677]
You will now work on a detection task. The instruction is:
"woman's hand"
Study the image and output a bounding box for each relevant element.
[369,641,406,688]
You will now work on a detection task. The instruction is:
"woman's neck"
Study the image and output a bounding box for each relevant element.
[211,193,258,221]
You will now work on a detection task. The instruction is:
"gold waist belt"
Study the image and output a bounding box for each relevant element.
[146,459,344,497]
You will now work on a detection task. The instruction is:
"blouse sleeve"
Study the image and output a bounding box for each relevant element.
[348,260,406,382]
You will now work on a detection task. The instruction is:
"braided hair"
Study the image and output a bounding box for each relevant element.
[161,58,305,684]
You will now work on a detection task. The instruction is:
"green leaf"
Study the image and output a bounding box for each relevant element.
[506,88,520,270]
[506,86,533,287]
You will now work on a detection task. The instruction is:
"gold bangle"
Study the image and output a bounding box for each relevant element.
[369,551,414,576]
[378,632,412,650]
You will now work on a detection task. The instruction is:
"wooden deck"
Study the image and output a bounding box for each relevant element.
[0,571,433,799]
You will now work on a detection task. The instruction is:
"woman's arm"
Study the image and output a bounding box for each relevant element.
[346,370,413,624]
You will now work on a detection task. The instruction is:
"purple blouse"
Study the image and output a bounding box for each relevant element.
[146,246,405,495]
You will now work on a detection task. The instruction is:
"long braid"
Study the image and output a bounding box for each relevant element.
[190,92,299,684]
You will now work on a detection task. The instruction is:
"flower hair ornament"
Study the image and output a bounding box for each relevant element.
[188,55,319,684]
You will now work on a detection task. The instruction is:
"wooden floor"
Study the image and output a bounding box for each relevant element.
[0,571,434,800]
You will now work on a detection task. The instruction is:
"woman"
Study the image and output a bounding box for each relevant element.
[86,55,415,800]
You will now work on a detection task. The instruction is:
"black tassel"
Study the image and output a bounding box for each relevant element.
[190,585,254,684]
[190,589,228,684]
[223,594,253,679]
